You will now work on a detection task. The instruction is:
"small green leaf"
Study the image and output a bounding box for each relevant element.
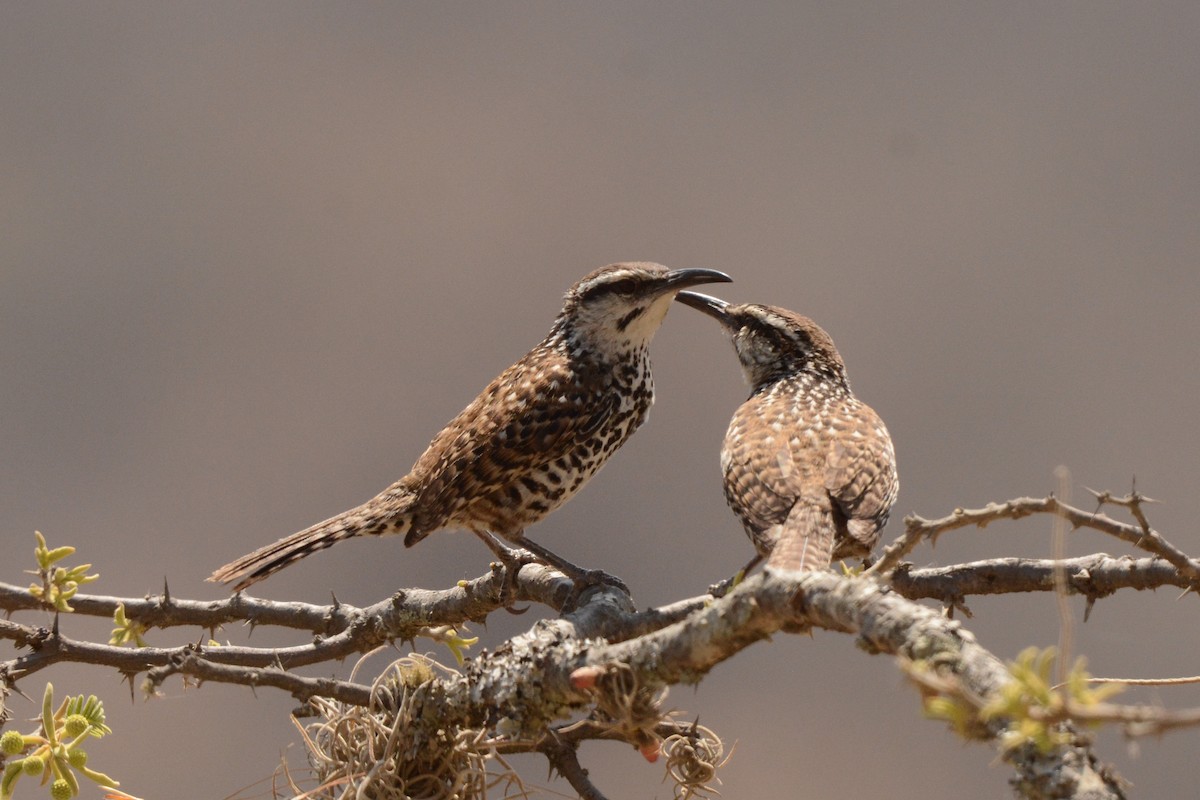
[2,762,24,800]
[109,604,149,648]
[42,683,58,747]
[63,695,111,738]
[43,546,77,567]
[76,763,119,789]
[442,628,479,666]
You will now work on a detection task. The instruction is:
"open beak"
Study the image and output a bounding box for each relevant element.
[653,268,732,297]
[674,290,735,327]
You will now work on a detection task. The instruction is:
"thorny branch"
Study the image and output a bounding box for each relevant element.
[1,556,569,637]
[539,736,608,800]
[8,571,1132,799]
[5,489,1200,798]
[0,563,706,683]
[1,561,566,682]
[1052,701,1200,737]
[870,493,1200,588]
[891,555,1190,607]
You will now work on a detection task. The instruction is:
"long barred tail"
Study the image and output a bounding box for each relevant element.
[764,500,836,574]
[209,495,414,592]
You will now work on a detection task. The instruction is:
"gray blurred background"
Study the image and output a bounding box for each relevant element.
[3,3,1199,798]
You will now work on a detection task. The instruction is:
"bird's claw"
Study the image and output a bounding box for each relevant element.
[574,568,630,595]
[555,568,631,612]
[488,554,530,613]
[707,570,741,598]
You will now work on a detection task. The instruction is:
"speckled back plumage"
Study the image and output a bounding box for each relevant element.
[401,323,655,543]
[677,294,898,573]
[210,263,731,591]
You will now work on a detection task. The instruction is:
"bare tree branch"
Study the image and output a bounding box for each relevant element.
[892,554,1190,603]
[871,495,1200,587]
[583,572,1125,799]
[147,650,371,706]
[7,566,1122,798]
[14,489,1196,798]
[290,570,1119,800]
[539,736,609,800]
[1045,700,1200,738]
[0,557,570,633]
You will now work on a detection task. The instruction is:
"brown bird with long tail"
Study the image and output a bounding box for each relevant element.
[210,263,731,592]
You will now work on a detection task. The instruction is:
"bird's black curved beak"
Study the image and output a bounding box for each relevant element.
[655,268,732,296]
[674,290,735,327]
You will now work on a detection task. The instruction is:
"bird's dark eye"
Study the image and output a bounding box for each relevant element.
[608,278,637,295]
